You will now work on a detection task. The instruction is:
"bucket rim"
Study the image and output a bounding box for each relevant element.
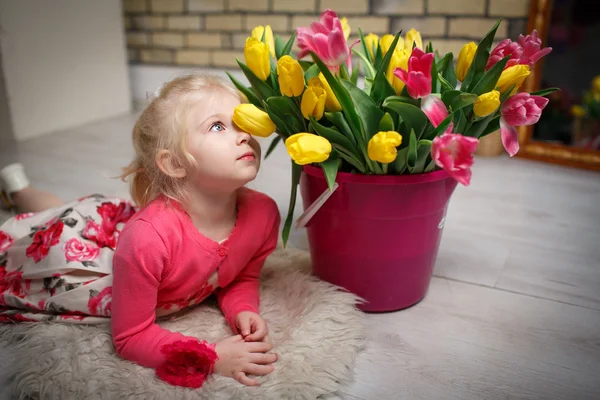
[302,164,453,185]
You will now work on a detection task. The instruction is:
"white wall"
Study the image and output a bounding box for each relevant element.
[0,0,131,141]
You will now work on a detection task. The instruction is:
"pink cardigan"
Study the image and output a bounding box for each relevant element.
[110,188,280,387]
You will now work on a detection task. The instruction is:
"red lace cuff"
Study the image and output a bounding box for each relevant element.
[155,340,219,388]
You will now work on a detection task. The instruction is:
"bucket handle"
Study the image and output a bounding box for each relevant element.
[295,182,339,230]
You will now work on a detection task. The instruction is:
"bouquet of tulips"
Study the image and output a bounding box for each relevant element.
[228,10,556,244]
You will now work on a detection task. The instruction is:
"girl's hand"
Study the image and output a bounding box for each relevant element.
[235,311,270,343]
[213,335,277,386]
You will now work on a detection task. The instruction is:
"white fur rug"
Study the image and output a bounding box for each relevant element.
[0,248,365,400]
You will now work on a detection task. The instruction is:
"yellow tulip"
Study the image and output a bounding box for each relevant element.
[496,64,531,95]
[244,37,271,81]
[405,28,422,50]
[285,133,332,165]
[309,73,342,112]
[571,105,587,118]
[368,131,403,163]
[380,34,405,56]
[456,42,477,82]
[277,56,305,97]
[232,104,276,138]
[592,75,600,94]
[473,90,501,117]
[301,80,327,120]
[251,25,275,58]
[364,33,379,60]
[340,17,351,40]
[386,49,410,95]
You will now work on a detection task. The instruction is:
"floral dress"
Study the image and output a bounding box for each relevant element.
[0,194,137,323]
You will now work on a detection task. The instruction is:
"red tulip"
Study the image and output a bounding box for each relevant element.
[393,48,435,99]
[432,133,479,186]
[297,9,358,71]
[499,92,549,156]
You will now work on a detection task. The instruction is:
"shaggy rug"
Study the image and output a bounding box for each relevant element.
[0,247,365,400]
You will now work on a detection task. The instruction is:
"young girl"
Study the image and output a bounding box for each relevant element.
[0,74,281,388]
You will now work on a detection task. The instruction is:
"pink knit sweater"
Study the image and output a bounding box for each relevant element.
[110,188,280,387]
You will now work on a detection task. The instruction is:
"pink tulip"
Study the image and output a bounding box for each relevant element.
[486,39,523,70]
[432,133,479,186]
[421,95,454,133]
[393,48,435,99]
[517,30,552,67]
[499,92,549,157]
[297,9,358,71]
[486,30,552,70]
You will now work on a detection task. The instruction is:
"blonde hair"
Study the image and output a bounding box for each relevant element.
[120,73,242,208]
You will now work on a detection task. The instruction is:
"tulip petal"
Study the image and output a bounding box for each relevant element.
[313,33,332,63]
[500,117,520,157]
[328,28,349,66]
[532,95,550,109]
[421,95,453,131]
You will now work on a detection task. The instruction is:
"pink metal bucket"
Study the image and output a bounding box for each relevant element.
[300,165,458,312]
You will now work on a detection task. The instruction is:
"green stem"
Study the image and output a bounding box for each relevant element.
[382,163,388,174]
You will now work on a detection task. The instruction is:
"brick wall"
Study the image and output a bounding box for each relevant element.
[123,0,531,69]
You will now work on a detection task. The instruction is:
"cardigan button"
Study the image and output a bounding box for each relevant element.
[218,248,227,257]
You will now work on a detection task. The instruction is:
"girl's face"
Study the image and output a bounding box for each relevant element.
[185,89,261,193]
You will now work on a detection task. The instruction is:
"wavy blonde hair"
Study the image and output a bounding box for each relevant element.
[120,74,242,208]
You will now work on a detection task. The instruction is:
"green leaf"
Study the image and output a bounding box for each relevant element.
[298,60,313,71]
[282,161,301,247]
[310,117,359,156]
[392,147,409,174]
[480,115,501,137]
[341,79,384,140]
[382,99,428,139]
[442,91,479,113]
[274,35,286,60]
[263,104,291,137]
[411,140,433,173]
[431,51,438,94]
[424,159,437,172]
[462,18,502,92]
[370,31,402,106]
[265,135,282,159]
[384,95,419,107]
[324,112,356,146]
[320,151,339,192]
[281,31,297,58]
[266,96,305,133]
[304,64,320,82]
[332,145,366,173]
[379,112,395,131]
[500,85,516,103]
[436,53,452,80]
[237,59,278,99]
[310,52,362,140]
[351,48,376,79]
[443,56,458,90]
[438,73,455,93]
[530,87,560,97]
[350,61,360,85]
[358,28,373,65]
[406,129,418,171]
[340,63,351,81]
[423,113,454,140]
[464,113,496,138]
[455,110,469,134]
[226,72,262,108]
[470,55,509,95]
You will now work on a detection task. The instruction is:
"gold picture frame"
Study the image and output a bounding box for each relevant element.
[516,0,600,171]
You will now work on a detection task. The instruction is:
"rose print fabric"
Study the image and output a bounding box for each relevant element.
[0,194,137,323]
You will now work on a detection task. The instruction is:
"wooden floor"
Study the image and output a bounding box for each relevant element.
[8,110,600,400]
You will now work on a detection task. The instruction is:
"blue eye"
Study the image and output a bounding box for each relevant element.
[210,122,225,132]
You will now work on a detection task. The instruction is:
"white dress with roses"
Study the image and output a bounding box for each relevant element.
[0,194,137,324]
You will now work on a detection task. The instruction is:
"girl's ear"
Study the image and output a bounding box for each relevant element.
[155,150,187,179]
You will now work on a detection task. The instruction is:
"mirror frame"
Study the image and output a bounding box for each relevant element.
[516,0,600,171]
